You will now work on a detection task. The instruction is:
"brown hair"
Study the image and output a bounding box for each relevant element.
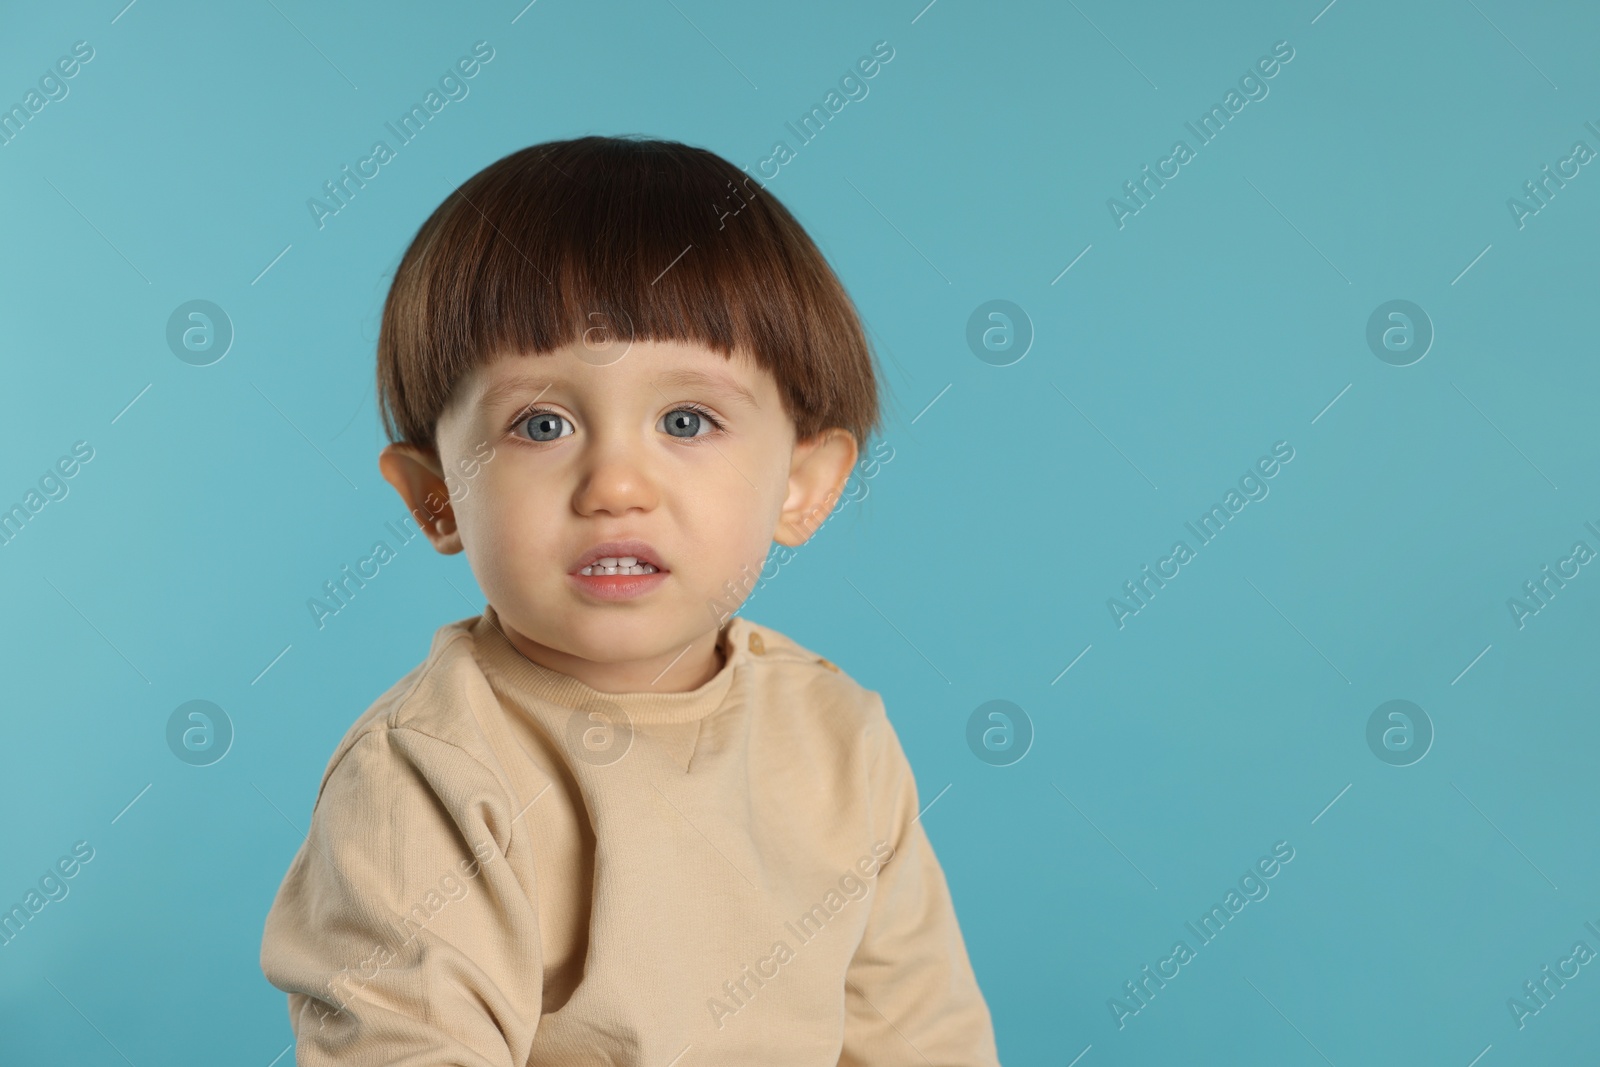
[376,135,883,455]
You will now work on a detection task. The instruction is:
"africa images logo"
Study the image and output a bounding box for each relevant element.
[1106,40,1296,230]
[307,41,496,230]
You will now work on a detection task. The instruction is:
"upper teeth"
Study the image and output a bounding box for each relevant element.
[580,556,659,576]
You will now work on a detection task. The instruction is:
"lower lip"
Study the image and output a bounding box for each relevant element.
[567,569,669,600]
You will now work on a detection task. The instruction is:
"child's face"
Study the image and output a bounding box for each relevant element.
[380,338,857,689]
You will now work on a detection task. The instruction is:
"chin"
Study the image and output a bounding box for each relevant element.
[565,613,675,649]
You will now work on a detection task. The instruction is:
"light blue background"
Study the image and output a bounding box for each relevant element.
[2,0,1598,1063]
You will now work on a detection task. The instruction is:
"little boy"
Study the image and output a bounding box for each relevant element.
[260,134,1000,1065]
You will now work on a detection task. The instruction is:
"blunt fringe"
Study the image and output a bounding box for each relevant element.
[376,135,882,455]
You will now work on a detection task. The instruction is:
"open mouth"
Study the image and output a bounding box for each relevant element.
[568,540,669,599]
[576,556,660,577]
[567,560,669,601]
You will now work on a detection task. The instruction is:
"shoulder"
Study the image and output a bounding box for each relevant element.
[736,618,909,819]
[735,616,890,737]
[308,613,510,808]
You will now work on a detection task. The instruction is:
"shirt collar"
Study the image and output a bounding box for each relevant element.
[469,601,746,725]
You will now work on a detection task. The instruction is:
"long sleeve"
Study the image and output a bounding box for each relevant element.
[259,726,545,1066]
[838,701,1002,1067]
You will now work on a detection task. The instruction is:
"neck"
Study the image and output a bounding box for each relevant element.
[496,616,727,694]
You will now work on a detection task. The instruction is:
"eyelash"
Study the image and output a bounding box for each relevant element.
[506,402,727,442]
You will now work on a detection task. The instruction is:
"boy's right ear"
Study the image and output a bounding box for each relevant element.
[377,443,463,554]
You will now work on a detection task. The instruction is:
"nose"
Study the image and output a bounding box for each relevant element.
[570,436,660,517]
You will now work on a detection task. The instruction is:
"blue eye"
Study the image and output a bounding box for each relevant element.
[517,411,571,442]
[663,407,721,439]
[509,404,725,444]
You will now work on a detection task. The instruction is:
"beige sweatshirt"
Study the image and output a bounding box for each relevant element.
[260,604,1001,1065]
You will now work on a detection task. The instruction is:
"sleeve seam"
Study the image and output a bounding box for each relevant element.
[309,629,477,810]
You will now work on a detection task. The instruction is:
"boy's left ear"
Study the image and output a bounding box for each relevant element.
[377,442,463,554]
[774,428,859,548]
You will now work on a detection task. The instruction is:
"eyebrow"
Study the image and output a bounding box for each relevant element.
[477,367,760,413]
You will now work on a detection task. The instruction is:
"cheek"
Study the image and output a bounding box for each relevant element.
[456,470,552,576]
[680,473,781,583]
[753,471,795,554]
